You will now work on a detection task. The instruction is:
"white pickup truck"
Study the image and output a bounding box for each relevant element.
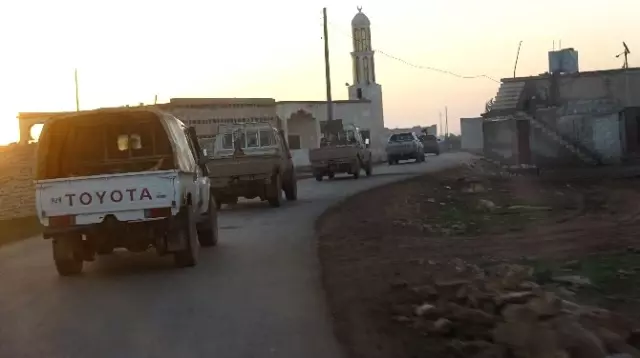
[34,108,218,276]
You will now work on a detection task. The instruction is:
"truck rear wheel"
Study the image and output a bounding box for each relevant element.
[315,175,323,182]
[352,161,361,179]
[52,235,84,276]
[283,172,298,201]
[267,173,282,207]
[197,196,219,247]
[174,205,199,267]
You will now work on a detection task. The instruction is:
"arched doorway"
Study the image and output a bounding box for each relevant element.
[286,109,317,150]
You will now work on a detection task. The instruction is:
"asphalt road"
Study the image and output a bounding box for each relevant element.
[0,152,473,358]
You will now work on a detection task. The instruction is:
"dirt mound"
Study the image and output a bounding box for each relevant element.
[392,259,640,358]
[318,161,640,358]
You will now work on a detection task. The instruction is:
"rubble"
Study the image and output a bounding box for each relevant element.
[395,259,640,358]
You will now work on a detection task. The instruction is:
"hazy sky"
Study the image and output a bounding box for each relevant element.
[0,0,637,144]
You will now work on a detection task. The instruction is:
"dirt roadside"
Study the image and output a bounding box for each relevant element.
[318,159,640,358]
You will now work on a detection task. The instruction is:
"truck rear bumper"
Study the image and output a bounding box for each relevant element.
[311,159,357,175]
[387,151,420,160]
[210,175,272,200]
[42,215,174,239]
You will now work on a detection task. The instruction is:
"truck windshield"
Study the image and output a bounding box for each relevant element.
[389,133,414,142]
[36,111,175,179]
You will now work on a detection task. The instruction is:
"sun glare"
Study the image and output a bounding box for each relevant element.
[0,111,19,146]
[30,124,44,142]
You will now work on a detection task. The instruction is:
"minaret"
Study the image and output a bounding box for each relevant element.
[348,6,378,101]
[346,7,385,162]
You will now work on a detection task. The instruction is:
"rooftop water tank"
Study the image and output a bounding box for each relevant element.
[548,48,579,74]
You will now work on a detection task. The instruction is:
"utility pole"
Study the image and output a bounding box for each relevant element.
[439,112,443,137]
[322,7,334,122]
[154,94,158,105]
[74,68,80,112]
[445,106,449,138]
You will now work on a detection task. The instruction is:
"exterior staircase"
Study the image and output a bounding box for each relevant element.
[513,112,602,166]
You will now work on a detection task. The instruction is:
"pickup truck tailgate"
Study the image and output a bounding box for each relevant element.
[207,155,277,179]
[37,171,177,220]
[309,146,358,162]
[386,141,416,154]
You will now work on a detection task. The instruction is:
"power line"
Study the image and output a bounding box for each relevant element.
[325,21,500,83]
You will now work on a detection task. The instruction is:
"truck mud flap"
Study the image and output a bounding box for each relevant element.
[165,210,188,252]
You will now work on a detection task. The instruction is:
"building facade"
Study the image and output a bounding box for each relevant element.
[483,65,640,167]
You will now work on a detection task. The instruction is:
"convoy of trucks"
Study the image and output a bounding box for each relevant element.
[33,108,405,276]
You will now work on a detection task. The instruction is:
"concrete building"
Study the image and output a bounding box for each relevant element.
[157,98,279,138]
[482,49,640,167]
[460,117,484,153]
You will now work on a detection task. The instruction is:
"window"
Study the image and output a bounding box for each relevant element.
[117,134,129,151]
[287,135,301,150]
[364,57,370,83]
[220,129,276,150]
[259,130,274,146]
[183,129,200,160]
[222,133,234,149]
[355,56,361,83]
[357,88,363,99]
[199,137,215,156]
[47,114,175,179]
[346,130,357,144]
[360,129,371,142]
[389,133,415,142]
[246,130,259,148]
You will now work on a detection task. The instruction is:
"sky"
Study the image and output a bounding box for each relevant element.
[0,0,637,145]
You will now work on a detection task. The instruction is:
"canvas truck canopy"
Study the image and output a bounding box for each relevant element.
[35,108,197,181]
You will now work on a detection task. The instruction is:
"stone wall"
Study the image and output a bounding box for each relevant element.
[0,144,37,220]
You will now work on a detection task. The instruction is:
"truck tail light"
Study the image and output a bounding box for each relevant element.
[145,207,172,219]
[49,215,76,228]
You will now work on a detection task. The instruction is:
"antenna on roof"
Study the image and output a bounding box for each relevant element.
[513,41,523,78]
[616,42,631,69]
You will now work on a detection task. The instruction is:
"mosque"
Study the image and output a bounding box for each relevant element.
[273,7,385,164]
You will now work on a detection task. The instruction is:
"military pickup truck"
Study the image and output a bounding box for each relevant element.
[309,123,373,181]
[202,122,297,208]
[34,108,218,276]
